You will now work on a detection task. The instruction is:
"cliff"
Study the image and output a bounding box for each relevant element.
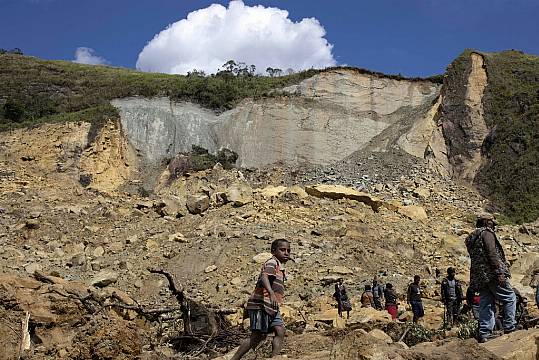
[112,69,441,168]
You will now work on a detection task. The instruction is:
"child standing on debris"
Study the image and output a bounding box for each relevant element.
[407,275,424,323]
[384,283,399,320]
[231,239,291,360]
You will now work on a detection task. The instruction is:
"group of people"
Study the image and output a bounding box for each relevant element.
[333,277,399,320]
[231,212,527,359]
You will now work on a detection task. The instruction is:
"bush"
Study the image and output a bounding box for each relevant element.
[3,99,25,122]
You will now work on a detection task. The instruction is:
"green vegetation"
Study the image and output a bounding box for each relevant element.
[476,50,539,223]
[0,54,321,131]
[0,54,442,132]
[167,145,238,183]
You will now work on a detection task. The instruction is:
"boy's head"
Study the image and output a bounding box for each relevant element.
[365,284,371,291]
[386,283,393,289]
[447,267,456,279]
[414,275,421,284]
[271,239,291,263]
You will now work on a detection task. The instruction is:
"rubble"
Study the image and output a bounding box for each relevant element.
[0,122,538,359]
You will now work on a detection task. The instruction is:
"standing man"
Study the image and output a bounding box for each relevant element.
[466,213,516,343]
[407,275,424,323]
[441,267,463,328]
[372,277,384,310]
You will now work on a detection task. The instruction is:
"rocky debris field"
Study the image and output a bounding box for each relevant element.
[1,124,539,359]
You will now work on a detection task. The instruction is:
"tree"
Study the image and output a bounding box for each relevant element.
[266,67,283,77]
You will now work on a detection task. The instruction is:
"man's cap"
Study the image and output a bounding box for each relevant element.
[477,212,498,224]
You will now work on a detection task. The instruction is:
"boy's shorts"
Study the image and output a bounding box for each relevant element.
[248,309,284,333]
[410,300,424,318]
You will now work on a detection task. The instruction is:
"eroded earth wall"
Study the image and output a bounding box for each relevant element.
[112,69,441,168]
[439,52,489,183]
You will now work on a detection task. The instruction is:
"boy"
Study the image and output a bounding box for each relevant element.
[407,275,424,323]
[231,239,291,360]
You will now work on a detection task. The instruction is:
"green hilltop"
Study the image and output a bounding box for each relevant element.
[0,54,322,131]
[476,50,539,223]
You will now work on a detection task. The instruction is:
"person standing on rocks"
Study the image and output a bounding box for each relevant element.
[407,275,424,323]
[466,286,480,319]
[231,239,291,360]
[466,213,516,343]
[372,277,385,310]
[384,283,399,320]
[333,279,352,318]
[361,284,375,308]
[441,267,463,328]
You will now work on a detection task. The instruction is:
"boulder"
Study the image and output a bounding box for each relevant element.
[226,183,253,207]
[287,186,309,199]
[511,253,539,275]
[347,306,393,326]
[311,308,346,329]
[305,185,384,212]
[397,205,428,221]
[186,193,210,214]
[259,185,288,198]
[481,328,539,360]
[154,196,187,217]
[368,329,393,344]
[330,329,404,360]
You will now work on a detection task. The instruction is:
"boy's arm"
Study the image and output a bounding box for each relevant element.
[441,281,446,303]
[260,272,278,309]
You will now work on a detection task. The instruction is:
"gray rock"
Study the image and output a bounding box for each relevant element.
[186,194,210,214]
[91,270,119,287]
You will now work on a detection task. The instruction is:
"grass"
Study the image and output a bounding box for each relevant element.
[451,50,539,224]
[0,54,442,132]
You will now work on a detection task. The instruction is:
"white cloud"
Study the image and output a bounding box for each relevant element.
[136,0,336,74]
[73,47,108,65]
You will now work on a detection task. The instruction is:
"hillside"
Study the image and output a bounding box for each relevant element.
[440,50,539,223]
[0,54,441,132]
[0,54,322,130]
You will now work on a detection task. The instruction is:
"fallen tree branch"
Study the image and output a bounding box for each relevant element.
[148,268,185,304]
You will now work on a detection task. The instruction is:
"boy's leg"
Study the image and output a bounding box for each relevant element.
[271,325,285,357]
[231,331,266,360]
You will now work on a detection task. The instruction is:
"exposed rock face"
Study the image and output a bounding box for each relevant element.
[79,120,137,192]
[439,52,489,183]
[112,69,440,168]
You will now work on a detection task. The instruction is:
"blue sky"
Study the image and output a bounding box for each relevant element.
[1,0,538,77]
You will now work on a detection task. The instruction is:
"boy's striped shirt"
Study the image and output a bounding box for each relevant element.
[246,257,285,316]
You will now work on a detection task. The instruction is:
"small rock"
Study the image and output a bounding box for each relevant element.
[204,265,217,273]
[252,252,273,264]
[25,219,40,229]
[25,263,42,274]
[169,232,188,243]
[91,270,119,287]
[92,246,105,257]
